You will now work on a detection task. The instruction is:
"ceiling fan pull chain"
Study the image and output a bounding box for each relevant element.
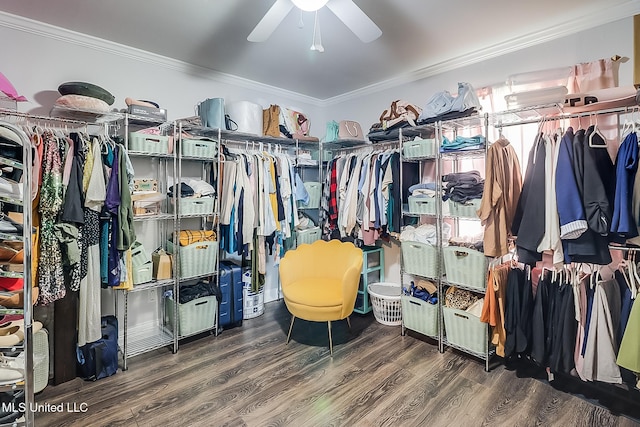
[310,10,324,52]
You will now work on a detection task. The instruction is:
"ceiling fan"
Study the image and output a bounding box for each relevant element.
[247,0,382,49]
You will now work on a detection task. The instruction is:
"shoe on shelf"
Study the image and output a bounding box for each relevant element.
[0,354,23,385]
[0,177,21,199]
[0,288,39,309]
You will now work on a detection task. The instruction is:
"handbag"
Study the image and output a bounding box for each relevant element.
[263,105,281,137]
[324,120,339,142]
[338,120,364,140]
[196,97,225,129]
[379,100,422,130]
[76,315,119,381]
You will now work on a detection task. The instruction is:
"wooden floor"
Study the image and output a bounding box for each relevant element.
[35,301,640,427]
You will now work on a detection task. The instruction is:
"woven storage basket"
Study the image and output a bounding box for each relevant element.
[402,294,438,337]
[403,138,437,158]
[132,263,153,285]
[129,133,170,154]
[401,241,442,278]
[408,196,436,215]
[181,138,217,159]
[298,182,321,209]
[166,295,217,336]
[443,246,487,290]
[449,199,481,219]
[368,282,402,326]
[33,328,49,393]
[296,227,321,246]
[130,241,151,268]
[167,240,218,279]
[443,306,488,354]
[170,196,215,216]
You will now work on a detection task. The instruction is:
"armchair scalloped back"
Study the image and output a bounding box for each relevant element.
[279,239,363,355]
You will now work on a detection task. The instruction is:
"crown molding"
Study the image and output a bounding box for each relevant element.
[323,0,640,106]
[0,11,325,107]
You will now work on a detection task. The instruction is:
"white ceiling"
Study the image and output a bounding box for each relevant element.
[1,0,638,100]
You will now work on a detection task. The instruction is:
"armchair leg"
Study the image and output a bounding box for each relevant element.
[346,317,351,330]
[328,320,333,356]
[286,315,296,345]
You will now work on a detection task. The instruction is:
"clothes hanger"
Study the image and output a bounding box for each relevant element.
[588,113,607,148]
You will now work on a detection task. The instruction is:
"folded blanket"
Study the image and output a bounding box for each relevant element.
[177,230,216,246]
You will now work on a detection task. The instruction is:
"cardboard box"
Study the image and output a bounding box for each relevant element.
[128,104,167,121]
[152,250,173,280]
[133,179,158,192]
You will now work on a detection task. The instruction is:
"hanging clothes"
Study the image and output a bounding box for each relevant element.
[611,131,639,239]
[78,138,106,346]
[37,131,66,305]
[582,276,622,383]
[513,134,546,264]
[618,296,640,374]
[504,267,534,359]
[480,263,509,357]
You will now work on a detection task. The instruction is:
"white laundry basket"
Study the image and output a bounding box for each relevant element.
[367,282,402,326]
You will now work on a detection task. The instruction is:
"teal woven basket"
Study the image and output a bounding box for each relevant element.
[166,295,217,336]
[401,241,442,278]
[402,294,438,337]
[442,246,486,290]
[443,306,488,354]
[167,240,218,279]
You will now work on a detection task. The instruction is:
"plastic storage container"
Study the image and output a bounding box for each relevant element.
[443,306,487,354]
[167,239,218,279]
[296,227,321,246]
[166,295,217,336]
[170,197,215,216]
[448,199,481,218]
[402,294,438,338]
[181,138,217,159]
[442,246,487,290]
[298,182,321,209]
[403,138,437,158]
[401,241,441,278]
[368,282,402,326]
[408,196,436,215]
[242,268,264,319]
[129,132,170,154]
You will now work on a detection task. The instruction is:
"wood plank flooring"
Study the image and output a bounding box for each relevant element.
[35,301,640,427]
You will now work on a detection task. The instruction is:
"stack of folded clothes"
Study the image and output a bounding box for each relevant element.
[174,230,217,246]
[400,223,451,245]
[449,232,484,252]
[441,171,484,203]
[408,182,436,198]
[167,179,215,198]
[440,135,486,152]
[417,82,482,125]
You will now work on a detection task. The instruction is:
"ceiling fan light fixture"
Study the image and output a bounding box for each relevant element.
[291,0,329,12]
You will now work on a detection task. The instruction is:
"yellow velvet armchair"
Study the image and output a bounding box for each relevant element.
[279,239,363,356]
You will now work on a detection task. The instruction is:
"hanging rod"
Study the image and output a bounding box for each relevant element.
[0,108,91,126]
[608,245,640,252]
[493,104,640,128]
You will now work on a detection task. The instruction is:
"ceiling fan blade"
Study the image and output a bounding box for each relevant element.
[326,0,381,43]
[247,0,294,42]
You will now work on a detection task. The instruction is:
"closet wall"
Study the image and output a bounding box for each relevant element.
[0,13,326,125]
